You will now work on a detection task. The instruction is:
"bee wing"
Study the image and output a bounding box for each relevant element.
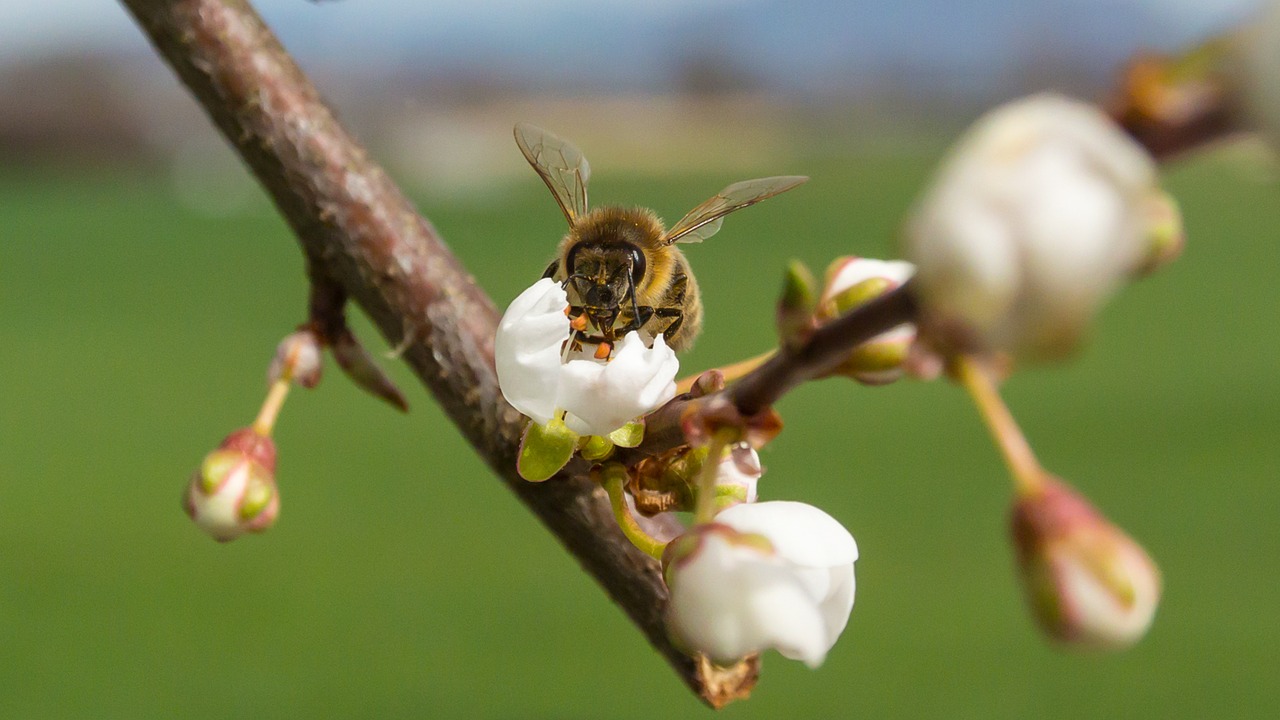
[514,122,591,226]
[662,175,808,245]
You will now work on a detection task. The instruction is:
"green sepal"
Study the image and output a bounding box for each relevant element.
[829,276,893,315]
[518,418,579,482]
[580,435,615,462]
[608,421,645,448]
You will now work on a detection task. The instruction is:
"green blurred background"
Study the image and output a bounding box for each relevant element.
[3,145,1279,718]
[4,1,1280,717]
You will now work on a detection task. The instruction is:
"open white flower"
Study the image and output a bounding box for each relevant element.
[903,94,1159,361]
[664,501,857,668]
[495,278,679,436]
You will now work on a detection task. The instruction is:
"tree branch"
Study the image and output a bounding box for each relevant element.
[118,0,754,707]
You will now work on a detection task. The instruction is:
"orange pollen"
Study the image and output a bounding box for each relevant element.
[571,314,589,331]
[594,342,613,360]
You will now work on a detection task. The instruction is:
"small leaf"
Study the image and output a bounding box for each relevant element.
[518,418,578,482]
[608,421,645,448]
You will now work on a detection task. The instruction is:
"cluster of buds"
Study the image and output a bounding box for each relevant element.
[592,433,858,670]
[776,256,923,386]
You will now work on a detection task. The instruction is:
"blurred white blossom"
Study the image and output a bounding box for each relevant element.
[903,94,1160,361]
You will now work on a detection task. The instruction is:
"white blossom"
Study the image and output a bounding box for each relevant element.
[495,278,679,436]
[665,501,857,668]
[903,94,1159,360]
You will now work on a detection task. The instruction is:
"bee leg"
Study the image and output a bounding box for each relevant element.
[623,306,655,336]
[649,307,684,342]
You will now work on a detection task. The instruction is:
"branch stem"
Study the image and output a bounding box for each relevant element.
[252,379,291,436]
[599,464,668,561]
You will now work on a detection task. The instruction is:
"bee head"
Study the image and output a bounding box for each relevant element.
[565,243,645,312]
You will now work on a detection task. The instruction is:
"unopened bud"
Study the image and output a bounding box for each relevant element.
[268,329,323,388]
[1010,477,1161,650]
[776,260,817,350]
[817,256,917,385]
[184,428,280,542]
[1131,190,1184,278]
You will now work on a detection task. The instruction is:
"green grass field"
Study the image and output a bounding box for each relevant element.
[1,146,1278,718]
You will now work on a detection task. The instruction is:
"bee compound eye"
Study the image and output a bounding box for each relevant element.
[630,249,647,285]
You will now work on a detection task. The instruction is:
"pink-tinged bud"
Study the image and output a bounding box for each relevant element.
[1010,477,1161,649]
[268,329,323,388]
[184,428,280,542]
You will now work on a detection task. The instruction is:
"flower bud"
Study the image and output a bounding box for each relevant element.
[776,260,817,350]
[1130,190,1184,278]
[1010,477,1161,649]
[903,94,1161,361]
[1234,3,1280,147]
[184,428,280,542]
[716,442,762,506]
[268,329,323,388]
[817,256,917,385]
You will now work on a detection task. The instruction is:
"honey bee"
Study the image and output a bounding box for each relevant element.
[515,122,806,355]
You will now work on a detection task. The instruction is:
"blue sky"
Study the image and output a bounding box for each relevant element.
[0,0,1263,92]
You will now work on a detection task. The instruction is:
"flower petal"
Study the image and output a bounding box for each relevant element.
[716,500,858,568]
[495,278,571,425]
[666,532,831,667]
[558,331,678,436]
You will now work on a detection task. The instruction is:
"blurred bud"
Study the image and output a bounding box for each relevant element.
[1234,3,1280,147]
[184,428,280,542]
[1131,190,1184,278]
[1010,477,1161,650]
[1109,46,1236,159]
[776,260,818,350]
[817,256,918,385]
[268,329,323,388]
[332,329,409,412]
[904,94,1163,362]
